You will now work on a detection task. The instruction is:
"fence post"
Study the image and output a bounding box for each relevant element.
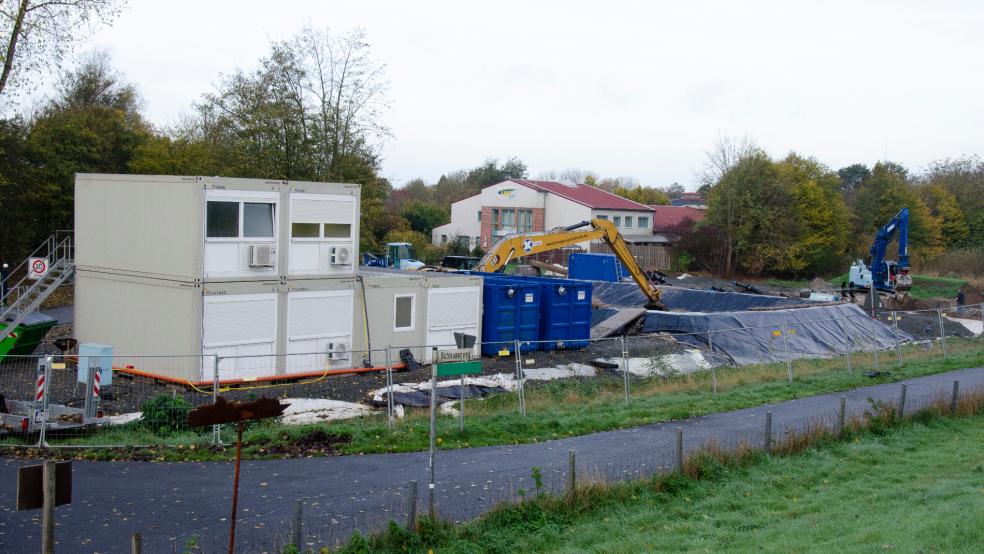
[406,480,419,530]
[892,312,903,368]
[459,372,466,433]
[385,347,394,431]
[212,354,221,446]
[951,380,960,415]
[837,396,846,437]
[37,357,51,448]
[428,350,438,520]
[675,427,683,473]
[781,323,793,383]
[621,335,630,405]
[130,532,142,554]
[514,340,525,417]
[842,318,853,375]
[897,384,907,420]
[708,329,717,395]
[937,308,948,359]
[292,500,303,549]
[869,319,879,372]
[567,450,576,495]
[764,411,773,453]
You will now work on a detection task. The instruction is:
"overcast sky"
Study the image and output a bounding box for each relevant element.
[65,0,984,189]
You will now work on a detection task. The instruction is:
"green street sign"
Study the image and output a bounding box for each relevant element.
[436,360,482,377]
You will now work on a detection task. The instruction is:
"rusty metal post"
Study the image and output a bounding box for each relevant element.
[42,459,55,554]
[130,532,142,554]
[567,450,576,495]
[228,422,245,554]
[675,427,683,473]
[406,480,419,531]
[897,384,907,421]
[951,380,960,415]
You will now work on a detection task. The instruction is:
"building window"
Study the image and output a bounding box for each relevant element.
[207,200,276,239]
[441,234,448,244]
[491,208,534,236]
[394,294,415,331]
[477,210,482,222]
[597,215,608,221]
[243,203,275,238]
[624,216,633,228]
[612,215,621,227]
[206,201,239,238]
[637,216,649,228]
[291,222,320,238]
[323,223,351,238]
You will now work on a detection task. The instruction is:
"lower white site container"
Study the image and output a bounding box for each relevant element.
[75,269,483,382]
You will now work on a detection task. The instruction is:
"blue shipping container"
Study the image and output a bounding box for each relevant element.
[567,253,626,282]
[477,274,542,356]
[506,275,593,350]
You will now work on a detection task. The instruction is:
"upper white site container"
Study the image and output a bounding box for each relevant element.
[74,174,361,282]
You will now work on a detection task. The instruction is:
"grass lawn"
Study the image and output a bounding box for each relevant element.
[378,408,984,553]
[8,337,982,462]
[767,273,968,301]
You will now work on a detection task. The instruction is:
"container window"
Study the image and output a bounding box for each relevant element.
[292,222,320,238]
[637,216,649,228]
[324,223,351,238]
[394,294,415,331]
[206,201,239,238]
[244,202,275,238]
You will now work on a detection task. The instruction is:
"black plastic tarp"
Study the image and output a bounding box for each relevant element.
[386,385,506,407]
[640,302,910,366]
[591,282,809,312]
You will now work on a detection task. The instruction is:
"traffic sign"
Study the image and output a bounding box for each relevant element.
[28,257,49,280]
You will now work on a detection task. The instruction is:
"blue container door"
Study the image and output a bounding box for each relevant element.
[480,279,541,356]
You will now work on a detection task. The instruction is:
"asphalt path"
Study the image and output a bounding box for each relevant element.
[2,366,982,553]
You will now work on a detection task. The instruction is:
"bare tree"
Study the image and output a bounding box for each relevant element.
[292,25,391,179]
[697,133,758,188]
[537,168,598,185]
[0,0,125,101]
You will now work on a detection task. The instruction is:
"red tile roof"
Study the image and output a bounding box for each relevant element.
[509,179,654,211]
[647,205,706,231]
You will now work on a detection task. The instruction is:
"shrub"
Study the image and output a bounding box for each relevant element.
[140,394,192,436]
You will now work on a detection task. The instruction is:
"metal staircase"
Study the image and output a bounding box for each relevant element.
[0,232,74,342]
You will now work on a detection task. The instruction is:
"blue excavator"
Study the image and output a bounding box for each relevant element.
[848,208,913,292]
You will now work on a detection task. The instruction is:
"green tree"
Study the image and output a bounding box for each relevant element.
[400,200,448,236]
[923,156,984,246]
[776,154,851,275]
[1,0,126,100]
[611,185,670,205]
[854,161,941,255]
[919,183,968,248]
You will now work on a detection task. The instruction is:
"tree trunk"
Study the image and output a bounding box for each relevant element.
[0,0,30,98]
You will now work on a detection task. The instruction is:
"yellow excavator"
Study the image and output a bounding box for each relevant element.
[475,219,667,310]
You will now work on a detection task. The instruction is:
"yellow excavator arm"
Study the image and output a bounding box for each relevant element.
[475,219,666,310]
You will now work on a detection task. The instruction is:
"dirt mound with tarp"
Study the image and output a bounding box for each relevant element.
[640,303,909,366]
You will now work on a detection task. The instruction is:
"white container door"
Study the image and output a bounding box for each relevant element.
[202,293,278,381]
[426,286,481,362]
[286,290,354,374]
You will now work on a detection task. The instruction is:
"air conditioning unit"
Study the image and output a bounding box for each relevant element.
[327,341,350,361]
[248,244,276,267]
[329,245,352,266]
